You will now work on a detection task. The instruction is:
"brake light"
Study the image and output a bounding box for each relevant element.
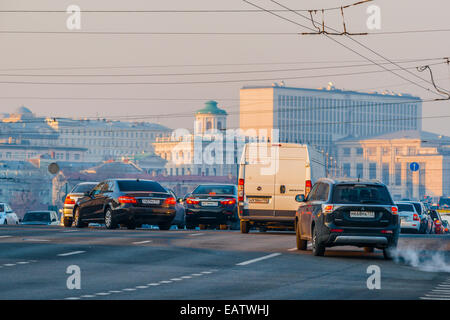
[391,206,398,215]
[164,197,176,205]
[209,192,216,196]
[64,196,76,205]
[305,180,312,197]
[186,197,200,205]
[330,229,343,233]
[118,196,137,204]
[322,204,334,214]
[381,230,393,234]
[238,178,244,202]
[220,198,236,206]
[435,220,441,225]
[413,214,420,221]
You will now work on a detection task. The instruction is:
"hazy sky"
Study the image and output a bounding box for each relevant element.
[0,0,449,134]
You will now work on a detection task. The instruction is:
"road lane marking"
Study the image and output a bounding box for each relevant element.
[201,271,212,274]
[23,238,50,242]
[65,297,81,300]
[95,292,111,296]
[148,283,160,286]
[236,253,282,266]
[159,280,172,284]
[123,288,136,291]
[189,233,204,236]
[57,251,86,257]
[136,286,148,289]
[191,273,203,276]
[420,297,450,300]
[62,230,79,233]
[16,261,30,264]
[3,264,16,267]
[81,295,95,298]
[0,235,12,238]
[109,290,122,293]
[287,247,297,251]
[170,278,183,281]
[421,278,450,300]
[132,240,152,245]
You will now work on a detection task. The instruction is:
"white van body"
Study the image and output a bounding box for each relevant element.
[238,143,325,230]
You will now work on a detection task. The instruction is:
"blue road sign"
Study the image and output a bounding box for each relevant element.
[410,162,419,172]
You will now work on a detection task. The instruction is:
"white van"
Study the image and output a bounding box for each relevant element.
[237,143,325,233]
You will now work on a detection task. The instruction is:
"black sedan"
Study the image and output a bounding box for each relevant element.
[184,184,239,230]
[73,179,176,230]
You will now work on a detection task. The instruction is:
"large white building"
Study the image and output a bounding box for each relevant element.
[240,83,422,153]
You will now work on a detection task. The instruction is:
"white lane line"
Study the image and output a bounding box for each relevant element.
[236,253,282,266]
[109,290,122,293]
[0,235,12,238]
[65,297,81,300]
[132,240,152,245]
[287,247,297,251]
[57,251,86,257]
[159,280,172,284]
[148,283,160,286]
[420,297,450,300]
[62,230,79,233]
[189,233,204,236]
[136,286,148,289]
[95,292,111,296]
[16,261,30,264]
[23,238,50,242]
[201,271,212,274]
[3,264,16,267]
[191,273,203,276]
[123,288,136,291]
[81,295,95,298]
[181,276,192,279]
[170,278,183,281]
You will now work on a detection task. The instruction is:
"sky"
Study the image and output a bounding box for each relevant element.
[0,0,449,134]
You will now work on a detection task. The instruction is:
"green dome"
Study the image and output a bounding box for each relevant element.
[196,100,227,115]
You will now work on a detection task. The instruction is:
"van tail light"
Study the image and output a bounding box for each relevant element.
[238,178,244,202]
[330,229,343,233]
[186,197,200,205]
[118,196,137,204]
[64,196,76,205]
[322,204,334,214]
[391,206,398,215]
[220,198,236,206]
[305,180,312,197]
[413,214,420,221]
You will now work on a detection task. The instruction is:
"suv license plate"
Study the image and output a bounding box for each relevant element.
[142,199,160,205]
[349,211,375,218]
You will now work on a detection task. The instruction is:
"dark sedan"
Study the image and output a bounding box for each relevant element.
[184,184,239,230]
[73,179,176,230]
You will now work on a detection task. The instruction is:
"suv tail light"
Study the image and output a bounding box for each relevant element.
[118,196,137,204]
[391,206,398,215]
[164,197,176,206]
[413,213,420,221]
[305,180,312,197]
[64,196,76,205]
[186,197,200,205]
[238,178,244,202]
[322,204,334,214]
[220,198,236,206]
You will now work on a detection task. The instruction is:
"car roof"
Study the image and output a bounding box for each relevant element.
[317,178,384,185]
[25,211,55,214]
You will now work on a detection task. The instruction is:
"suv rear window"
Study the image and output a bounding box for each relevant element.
[23,212,50,222]
[192,185,236,195]
[411,203,422,215]
[72,183,97,193]
[331,184,392,204]
[397,204,415,212]
[117,180,166,193]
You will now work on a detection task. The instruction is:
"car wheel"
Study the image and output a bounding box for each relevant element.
[104,209,117,230]
[311,226,325,256]
[126,222,136,230]
[364,247,374,253]
[296,221,308,250]
[73,208,84,228]
[240,220,249,234]
[158,223,171,230]
[383,246,396,260]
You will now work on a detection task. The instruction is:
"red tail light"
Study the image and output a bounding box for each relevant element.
[381,230,393,234]
[209,192,216,196]
[413,214,420,221]
[164,197,176,205]
[186,197,200,205]
[322,204,334,214]
[435,220,441,225]
[118,196,137,204]
[305,180,312,197]
[64,196,76,205]
[391,206,398,215]
[238,178,244,202]
[330,229,343,233]
[220,198,236,206]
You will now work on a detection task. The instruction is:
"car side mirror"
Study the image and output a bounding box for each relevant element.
[295,194,305,202]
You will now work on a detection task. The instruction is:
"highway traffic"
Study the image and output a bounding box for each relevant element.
[0,224,448,300]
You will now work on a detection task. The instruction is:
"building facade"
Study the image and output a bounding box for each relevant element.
[335,130,450,200]
[240,83,422,153]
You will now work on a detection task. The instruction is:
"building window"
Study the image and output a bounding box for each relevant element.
[343,163,351,177]
[356,148,363,156]
[382,163,390,185]
[356,163,363,179]
[369,163,377,179]
[395,163,402,186]
[407,147,416,156]
[343,148,351,156]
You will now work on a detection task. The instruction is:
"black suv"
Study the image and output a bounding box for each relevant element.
[73,179,176,230]
[295,178,400,259]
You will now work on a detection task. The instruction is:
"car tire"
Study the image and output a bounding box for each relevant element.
[63,218,72,228]
[126,222,136,230]
[73,208,85,228]
[104,209,118,230]
[311,226,325,256]
[364,247,374,253]
[383,246,395,260]
[240,220,250,234]
[296,221,308,250]
[158,223,171,230]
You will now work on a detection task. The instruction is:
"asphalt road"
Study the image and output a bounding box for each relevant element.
[0,224,449,300]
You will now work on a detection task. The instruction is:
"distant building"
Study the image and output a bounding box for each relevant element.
[240,83,422,153]
[335,130,450,200]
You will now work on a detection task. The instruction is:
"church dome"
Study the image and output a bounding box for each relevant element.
[196,101,227,115]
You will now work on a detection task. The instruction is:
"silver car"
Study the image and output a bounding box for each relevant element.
[396,202,421,233]
[0,203,19,225]
[62,182,98,227]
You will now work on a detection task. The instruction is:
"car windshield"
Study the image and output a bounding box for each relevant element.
[23,212,51,222]
[397,204,415,212]
[117,180,166,193]
[411,203,422,214]
[331,184,392,204]
[192,185,236,195]
[72,183,97,193]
